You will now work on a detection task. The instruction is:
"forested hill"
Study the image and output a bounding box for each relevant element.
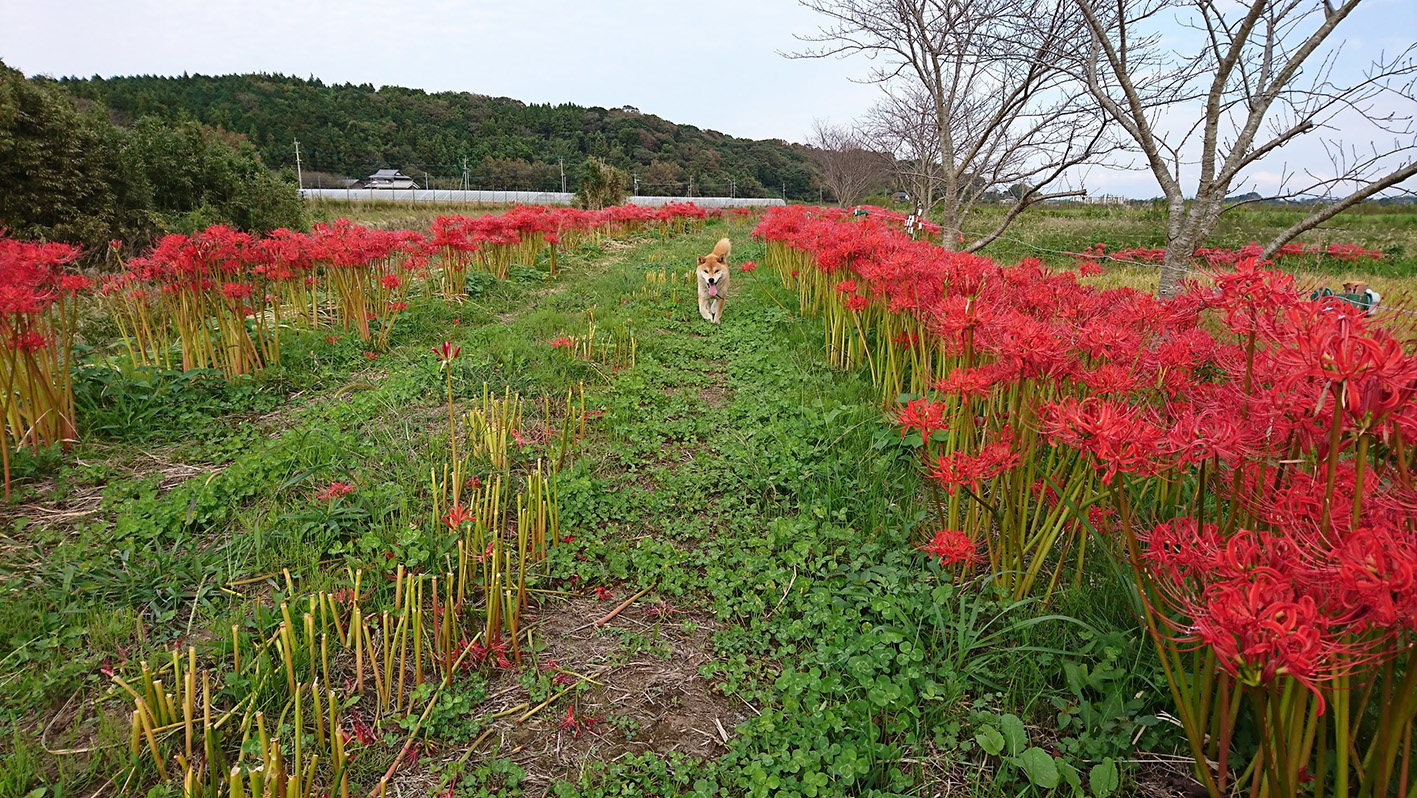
[60,73,820,199]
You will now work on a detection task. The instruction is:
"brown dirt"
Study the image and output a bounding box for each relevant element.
[696,359,733,409]
[430,596,750,796]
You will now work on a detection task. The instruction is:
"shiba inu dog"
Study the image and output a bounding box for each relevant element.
[696,238,731,324]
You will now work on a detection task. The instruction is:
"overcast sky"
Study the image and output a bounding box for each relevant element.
[3,0,1415,198]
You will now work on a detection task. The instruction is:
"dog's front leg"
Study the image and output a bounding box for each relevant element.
[698,295,716,323]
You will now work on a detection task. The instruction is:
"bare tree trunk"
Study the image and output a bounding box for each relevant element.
[1158,245,1194,300]
[1075,0,1417,300]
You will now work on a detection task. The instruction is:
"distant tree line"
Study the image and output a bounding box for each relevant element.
[0,61,305,251]
[59,73,823,200]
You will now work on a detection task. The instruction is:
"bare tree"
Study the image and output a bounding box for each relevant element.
[808,119,891,207]
[796,0,1116,252]
[1073,0,1417,298]
[863,83,948,209]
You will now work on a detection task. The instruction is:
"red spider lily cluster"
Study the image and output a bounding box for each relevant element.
[0,235,88,496]
[432,203,717,288]
[755,204,1417,798]
[103,222,429,374]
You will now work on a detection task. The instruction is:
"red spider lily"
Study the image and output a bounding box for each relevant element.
[431,340,461,364]
[443,504,476,530]
[896,397,950,440]
[555,704,599,737]
[315,481,355,501]
[454,638,488,671]
[644,601,681,620]
[347,714,376,745]
[363,351,379,360]
[1328,521,1417,631]
[740,260,759,272]
[927,429,1019,495]
[550,336,575,348]
[1190,570,1340,700]
[933,364,1006,399]
[488,638,514,669]
[593,586,615,601]
[920,528,980,567]
[1041,397,1166,483]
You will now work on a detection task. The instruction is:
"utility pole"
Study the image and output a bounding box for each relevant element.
[730,178,736,199]
[633,175,639,196]
[559,157,566,193]
[688,176,693,197]
[294,139,303,191]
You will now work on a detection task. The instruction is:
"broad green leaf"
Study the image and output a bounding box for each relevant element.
[1000,713,1027,755]
[1018,747,1060,789]
[976,724,1005,756]
[1090,758,1120,798]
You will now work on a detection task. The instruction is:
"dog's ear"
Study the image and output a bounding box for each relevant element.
[697,256,707,265]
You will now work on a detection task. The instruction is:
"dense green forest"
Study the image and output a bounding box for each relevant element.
[0,61,304,250]
[60,73,821,199]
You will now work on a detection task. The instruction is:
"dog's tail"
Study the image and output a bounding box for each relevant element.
[713,238,731,260]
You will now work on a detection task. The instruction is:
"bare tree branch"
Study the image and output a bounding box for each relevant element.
[807,119,891,207]
[798,0,1119,250]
